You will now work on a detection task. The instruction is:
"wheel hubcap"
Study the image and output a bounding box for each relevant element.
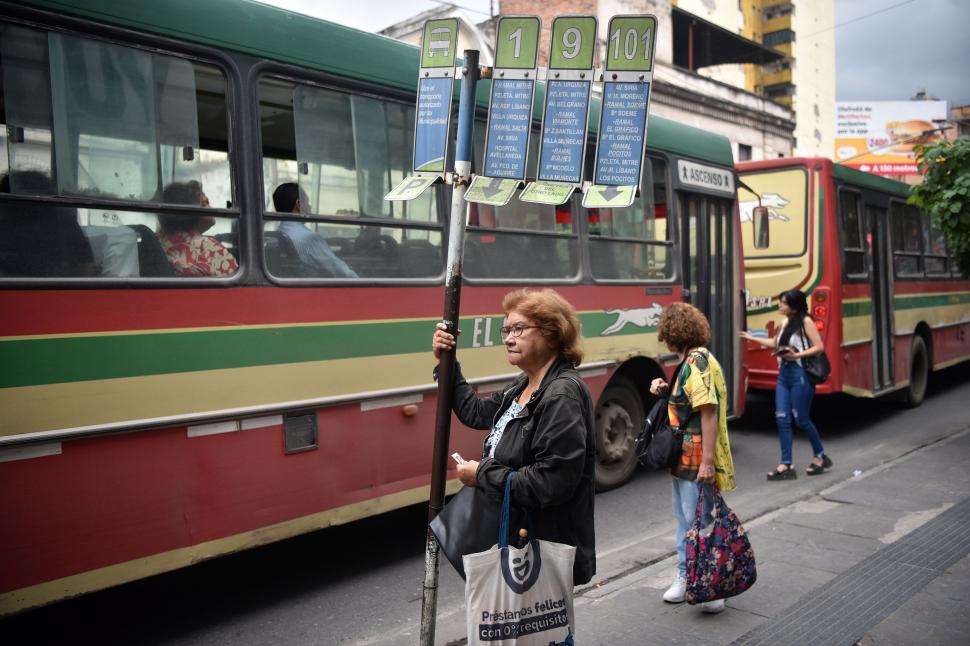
[597,402,634,463]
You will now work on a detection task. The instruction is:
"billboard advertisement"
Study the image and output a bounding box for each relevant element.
[835,101,948,175]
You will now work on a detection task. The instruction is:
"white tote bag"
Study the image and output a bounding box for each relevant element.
[462,475,577,646]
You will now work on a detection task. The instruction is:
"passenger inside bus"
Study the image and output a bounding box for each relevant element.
[157,181,238,277]
[271,182,357,278]
[0,170,97,277]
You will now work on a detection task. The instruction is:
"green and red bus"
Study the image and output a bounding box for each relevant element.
[0,0,747,614]
[739,156,970,405]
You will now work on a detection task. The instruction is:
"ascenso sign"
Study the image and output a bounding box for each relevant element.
[677,160,735,195]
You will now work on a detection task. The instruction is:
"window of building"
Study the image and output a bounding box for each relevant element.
[763,3,794,20]
[763,29,795,46]
[258,76,442,280]
[764,82,795,98]
[738,144,753,161]
[0,22,236,279]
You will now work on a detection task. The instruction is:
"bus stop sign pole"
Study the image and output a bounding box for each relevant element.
[420,49,480,646]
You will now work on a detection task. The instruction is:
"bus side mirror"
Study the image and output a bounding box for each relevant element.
[752,205,769,248]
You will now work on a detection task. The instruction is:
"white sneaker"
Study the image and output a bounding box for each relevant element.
[701,599,725,614]
[662,576,687,603]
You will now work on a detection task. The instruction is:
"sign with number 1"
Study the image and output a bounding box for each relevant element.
[469,16,541,206]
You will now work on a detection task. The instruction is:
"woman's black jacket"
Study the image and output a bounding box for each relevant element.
[442,356,596,585]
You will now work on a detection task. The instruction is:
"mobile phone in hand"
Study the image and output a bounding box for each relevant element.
[772,345,793,356]
[451,452,465,465]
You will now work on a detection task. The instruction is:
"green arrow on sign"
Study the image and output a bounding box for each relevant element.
[582,184,636,208]
[465,176,519,206]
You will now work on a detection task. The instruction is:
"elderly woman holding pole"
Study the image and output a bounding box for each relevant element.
[432,288,596,585]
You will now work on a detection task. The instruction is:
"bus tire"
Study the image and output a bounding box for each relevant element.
[593,376,644,491]
[904,335,929,407]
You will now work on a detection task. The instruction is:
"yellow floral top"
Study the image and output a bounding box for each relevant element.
[668,348,736,492]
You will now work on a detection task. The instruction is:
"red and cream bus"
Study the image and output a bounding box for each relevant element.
[0,0,747,614]
[739,156,970,405]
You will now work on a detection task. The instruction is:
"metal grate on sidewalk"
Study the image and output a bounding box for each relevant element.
[730,496,970,646]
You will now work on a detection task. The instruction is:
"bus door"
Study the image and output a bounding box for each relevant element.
[866,204,894,390]
[679,191,736,412]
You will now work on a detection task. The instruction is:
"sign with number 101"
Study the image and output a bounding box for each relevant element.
[585,15,657,208]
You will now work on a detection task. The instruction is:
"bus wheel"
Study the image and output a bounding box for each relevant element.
[594,376,643,491]
[904,335,929,407]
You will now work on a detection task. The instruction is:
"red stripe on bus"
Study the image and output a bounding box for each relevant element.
[0,285,674,336]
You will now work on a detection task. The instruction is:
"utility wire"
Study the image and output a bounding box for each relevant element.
[799,0,918,40]
[429,0,491,17]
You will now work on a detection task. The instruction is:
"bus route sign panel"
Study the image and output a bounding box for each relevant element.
[388,18,458,201]
[474,16,540,199]
[593,82,650,186]
[413,76,453,173]
[522,16,596,206]
[584,15,657,210]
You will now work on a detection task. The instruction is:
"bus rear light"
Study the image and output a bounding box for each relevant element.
[815,320,825,330]
[814,291,827,303]
[402,404,420,417]
[813,305,827,318]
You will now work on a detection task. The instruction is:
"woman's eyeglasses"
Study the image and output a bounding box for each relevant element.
[500,324,540,340]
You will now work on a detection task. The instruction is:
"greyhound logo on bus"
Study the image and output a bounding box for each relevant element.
[601,303,663,335]
[739,193,790,223]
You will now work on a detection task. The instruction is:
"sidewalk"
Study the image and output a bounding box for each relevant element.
[440,429,970,645]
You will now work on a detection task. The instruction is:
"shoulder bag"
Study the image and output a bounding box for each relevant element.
[430,483,525,580]
[634,357,688,470]
[799,327,831,385]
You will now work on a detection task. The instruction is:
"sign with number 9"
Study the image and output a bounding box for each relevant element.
[549,16,596,70]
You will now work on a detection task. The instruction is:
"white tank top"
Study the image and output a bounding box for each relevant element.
[777,318,809,366]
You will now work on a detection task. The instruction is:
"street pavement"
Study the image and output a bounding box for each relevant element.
[433,428,970,645]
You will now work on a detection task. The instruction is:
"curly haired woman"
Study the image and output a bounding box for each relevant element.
[649,302,736,614]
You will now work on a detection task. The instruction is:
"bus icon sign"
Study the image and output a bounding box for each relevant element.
[421,18,458,68]
[427,28,452,57]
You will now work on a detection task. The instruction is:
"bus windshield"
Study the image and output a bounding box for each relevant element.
[739,167,808,258]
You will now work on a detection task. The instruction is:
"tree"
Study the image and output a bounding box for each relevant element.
[908,138,970,277]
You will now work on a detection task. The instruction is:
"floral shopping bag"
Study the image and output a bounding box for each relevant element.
[685,487,757,604]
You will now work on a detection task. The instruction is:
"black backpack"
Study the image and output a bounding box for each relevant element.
[634,358,688,470]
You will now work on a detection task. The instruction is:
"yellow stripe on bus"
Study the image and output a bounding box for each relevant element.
[0,478,463,617]
[0,333,663,438]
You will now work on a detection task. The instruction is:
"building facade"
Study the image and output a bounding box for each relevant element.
[738,0,836,157]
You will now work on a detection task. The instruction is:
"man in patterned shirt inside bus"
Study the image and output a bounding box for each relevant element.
[272,182,357,278]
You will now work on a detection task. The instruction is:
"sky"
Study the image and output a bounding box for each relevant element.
[258,0,970,107]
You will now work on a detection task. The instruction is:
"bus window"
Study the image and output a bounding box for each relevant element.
[589,156,672,280]
[259,76,442,279]
[891,202,923,276]
[922,211,949,275]
[0,22,236,278]
[464,126,578,280]
[838,191,867,277]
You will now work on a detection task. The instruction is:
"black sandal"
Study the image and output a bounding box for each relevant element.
[767,464,796,481]
[806,455,833,476]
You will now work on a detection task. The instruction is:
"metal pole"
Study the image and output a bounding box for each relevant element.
[420,49,479,646]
